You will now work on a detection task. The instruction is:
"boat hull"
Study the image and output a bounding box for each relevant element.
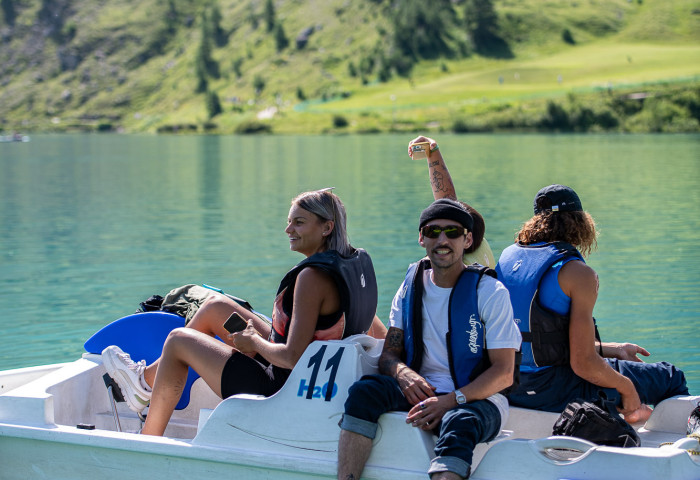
[1,332,698,479]
[0,425,338,480]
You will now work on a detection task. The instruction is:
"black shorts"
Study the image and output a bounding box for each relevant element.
[220,352,291,399]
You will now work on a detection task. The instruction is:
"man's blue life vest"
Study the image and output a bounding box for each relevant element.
[400,259,496,390]
[270,248,378,344]
[496,241,598,369]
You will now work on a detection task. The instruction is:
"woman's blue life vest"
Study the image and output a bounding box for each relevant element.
[400,259,498,390]
[496,242,600,371]
[270,248,378,344]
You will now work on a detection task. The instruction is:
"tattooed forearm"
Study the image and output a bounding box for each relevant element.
[378,356,399,376]
[379,327,405,376]
[385,327,403,350]
[430,170,457,200]
[432,170,453,195]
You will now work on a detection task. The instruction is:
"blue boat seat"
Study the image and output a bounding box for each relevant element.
[84,311,200,410]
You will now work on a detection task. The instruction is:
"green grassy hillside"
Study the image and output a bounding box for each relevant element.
[0,0,698,134]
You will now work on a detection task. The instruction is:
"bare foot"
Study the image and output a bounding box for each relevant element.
[624,404,653,424]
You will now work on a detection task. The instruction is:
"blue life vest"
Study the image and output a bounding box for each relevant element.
[271,248,378,344]
[496,242,583,369]
[400,259,494,389]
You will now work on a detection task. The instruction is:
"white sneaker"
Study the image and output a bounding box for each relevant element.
[102,345,151,413]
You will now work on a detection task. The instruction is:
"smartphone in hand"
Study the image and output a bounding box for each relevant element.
[223,312,248,334]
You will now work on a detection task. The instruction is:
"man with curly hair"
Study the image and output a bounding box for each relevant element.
[497,184,689,423]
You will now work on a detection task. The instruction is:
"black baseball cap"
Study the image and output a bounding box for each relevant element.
[533,184,583,214]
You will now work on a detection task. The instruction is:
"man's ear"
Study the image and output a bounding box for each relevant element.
[464,231,473,249]
[418,232,425,248]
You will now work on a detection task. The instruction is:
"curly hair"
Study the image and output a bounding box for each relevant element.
[516,210,598,257]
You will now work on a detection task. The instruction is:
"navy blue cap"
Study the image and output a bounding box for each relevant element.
[533,184,583,214]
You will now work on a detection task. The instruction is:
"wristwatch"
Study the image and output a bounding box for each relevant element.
[454,389,466,405]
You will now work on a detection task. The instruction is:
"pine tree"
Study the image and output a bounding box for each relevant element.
[194,11,220,93]
[274,23,288,52]
[464,0,500,53]
[211,4,226,46]
[164,0,178,34]
[253,75,266,96]
[206,90,222,119]
[264,0,275,32]
[391,0,456,59]
[1,0,16,26]
[196,61,208,93]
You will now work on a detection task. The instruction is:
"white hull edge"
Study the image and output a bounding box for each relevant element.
[1,336,698,480]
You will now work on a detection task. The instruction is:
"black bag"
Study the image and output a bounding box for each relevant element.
[137,294,164,313]
[552,394,640,448]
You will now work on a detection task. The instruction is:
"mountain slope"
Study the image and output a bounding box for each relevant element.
[0,0,698,134]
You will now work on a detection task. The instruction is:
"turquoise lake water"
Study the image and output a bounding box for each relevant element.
[1,133,698,394]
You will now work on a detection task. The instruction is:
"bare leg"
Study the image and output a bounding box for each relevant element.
[337,430,373,480]
[187,294,272,343]
[141,294,271,389]
[141,328,233,436]
[143,360,158,389]
[431,472,463,480]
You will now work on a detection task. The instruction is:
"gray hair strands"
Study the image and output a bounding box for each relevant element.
[292,189,353,256]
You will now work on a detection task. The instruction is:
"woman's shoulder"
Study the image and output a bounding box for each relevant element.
[295,264,336,287]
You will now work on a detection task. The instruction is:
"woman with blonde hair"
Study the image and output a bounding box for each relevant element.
[102,189,382,436]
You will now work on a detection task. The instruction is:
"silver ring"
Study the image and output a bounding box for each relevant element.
[419,402,426,410]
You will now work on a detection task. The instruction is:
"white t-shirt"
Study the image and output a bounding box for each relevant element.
[389,268,521,427]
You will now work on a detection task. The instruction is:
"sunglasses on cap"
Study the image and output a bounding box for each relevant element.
[420,224,466,239]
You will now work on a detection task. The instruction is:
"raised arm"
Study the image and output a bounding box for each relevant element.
[407,136,496,267]
[408,136,457,201]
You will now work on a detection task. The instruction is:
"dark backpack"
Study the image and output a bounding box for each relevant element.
[552,394,640,448]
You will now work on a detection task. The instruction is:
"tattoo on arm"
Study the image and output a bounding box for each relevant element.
[379,356,400,376]
[385,328,403,350]
[379,327,405,375]
[431,171,447,193]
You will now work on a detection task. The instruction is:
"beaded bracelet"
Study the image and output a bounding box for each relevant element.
[430,144,439,153]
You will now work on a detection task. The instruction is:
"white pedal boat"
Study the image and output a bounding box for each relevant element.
[1,312,698,480]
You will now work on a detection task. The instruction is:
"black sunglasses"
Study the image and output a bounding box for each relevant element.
[420,224,466,239]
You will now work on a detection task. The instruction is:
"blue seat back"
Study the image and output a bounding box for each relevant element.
[84,311,201,410]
